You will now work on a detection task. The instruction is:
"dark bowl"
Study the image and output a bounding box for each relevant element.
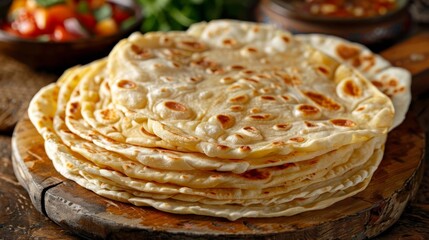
[0,0,142,70]
[257,0,412,46]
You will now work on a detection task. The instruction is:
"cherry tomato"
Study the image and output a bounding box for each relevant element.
[112,5,131,24]
[11,10,42,38]
[95,18,118,36]
[78,13,97,32]
[34,5,75,32]
[2,0,131,41]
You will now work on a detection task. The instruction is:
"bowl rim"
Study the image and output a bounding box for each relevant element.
[0,0,143,44]
[268,0,410,23]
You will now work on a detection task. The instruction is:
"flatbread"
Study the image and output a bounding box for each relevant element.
[29,83,384,220]
[297,34,411,129]
[27,20,404,220]
[96,20,394,159]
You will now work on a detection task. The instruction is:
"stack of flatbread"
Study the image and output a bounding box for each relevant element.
[28,20,411,220]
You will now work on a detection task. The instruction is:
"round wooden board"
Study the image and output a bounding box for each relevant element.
[11,113,425,240]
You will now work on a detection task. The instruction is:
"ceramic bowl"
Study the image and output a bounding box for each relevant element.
[257,0,412,46]
[0,0,142,70]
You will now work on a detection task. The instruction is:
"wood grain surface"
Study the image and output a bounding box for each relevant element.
[0,54,56,132]
[9,111,425,240]
[0,135,76,240]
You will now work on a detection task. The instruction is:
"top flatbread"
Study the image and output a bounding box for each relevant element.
[296,34,411,129]
[99,20,394,159]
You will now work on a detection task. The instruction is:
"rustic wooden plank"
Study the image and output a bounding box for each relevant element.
[0,136,77,240]
[0,53,57,132]
[380,32,429,76]
[10,112,424,239]
[375,204,429,239]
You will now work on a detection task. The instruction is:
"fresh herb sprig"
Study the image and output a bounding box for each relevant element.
[137,0,256,32]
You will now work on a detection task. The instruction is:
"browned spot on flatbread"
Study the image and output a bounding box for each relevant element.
[281,95,290,101]
[305,121,317,127]
[241,169,270,180]
[239,146,251,152]
[131,44,153,58]
[281,35,290,43]
[274,123,292,131]
[371,80,383,88]
[352,57,362,67]
[230,65,246,70]
[261,96,276,101]
[222,38,237,46]
[178,40,206,51]
[298,104,320,115]
[276,72,300,86]
[309,159,319,165]
[388,79,398,87]
[104,81,110,91]
[242,77,259,84]
[220,77,235,84]
[245,47,258,53]
[250,108,261,114]
[290,137,305,142]
[187,76,203,83]
[230,105,244,112]
[216,114,235,129]
[229,95,249,103]
[99,109,118,121]
[165,101,187,112]
[243,126,258,133]
[272,141,286,146]
[217,144,229,151]
[356,106,365,111]
[336,44,360,60]
[331,119,356,127]
[343,80,362,97]
[242,70,255,75]
[317,66,330,76]
[275,162,296,170]
[248,114,272,120]
[69,102,79,114]
[303,91,341,111]
[117,80,137,89]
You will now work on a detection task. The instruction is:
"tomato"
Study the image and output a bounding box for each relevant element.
[34,5,76,32]
[112,5,131,24]
[94,18,118,36]
[1,23,20,36]
[78,13,97,32]
[11,10,42,38]
[52,25,80,41]
[2,0,132,41]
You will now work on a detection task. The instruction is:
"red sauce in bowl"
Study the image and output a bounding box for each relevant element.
[296,0,398,18]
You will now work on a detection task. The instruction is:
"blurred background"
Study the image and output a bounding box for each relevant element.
[0,0,428,69]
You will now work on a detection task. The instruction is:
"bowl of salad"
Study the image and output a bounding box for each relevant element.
[0,0,142,69]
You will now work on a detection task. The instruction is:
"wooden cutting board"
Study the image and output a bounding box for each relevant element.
[11,32,429,239]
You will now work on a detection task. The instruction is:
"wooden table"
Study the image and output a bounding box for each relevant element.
[1,32,429,239]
